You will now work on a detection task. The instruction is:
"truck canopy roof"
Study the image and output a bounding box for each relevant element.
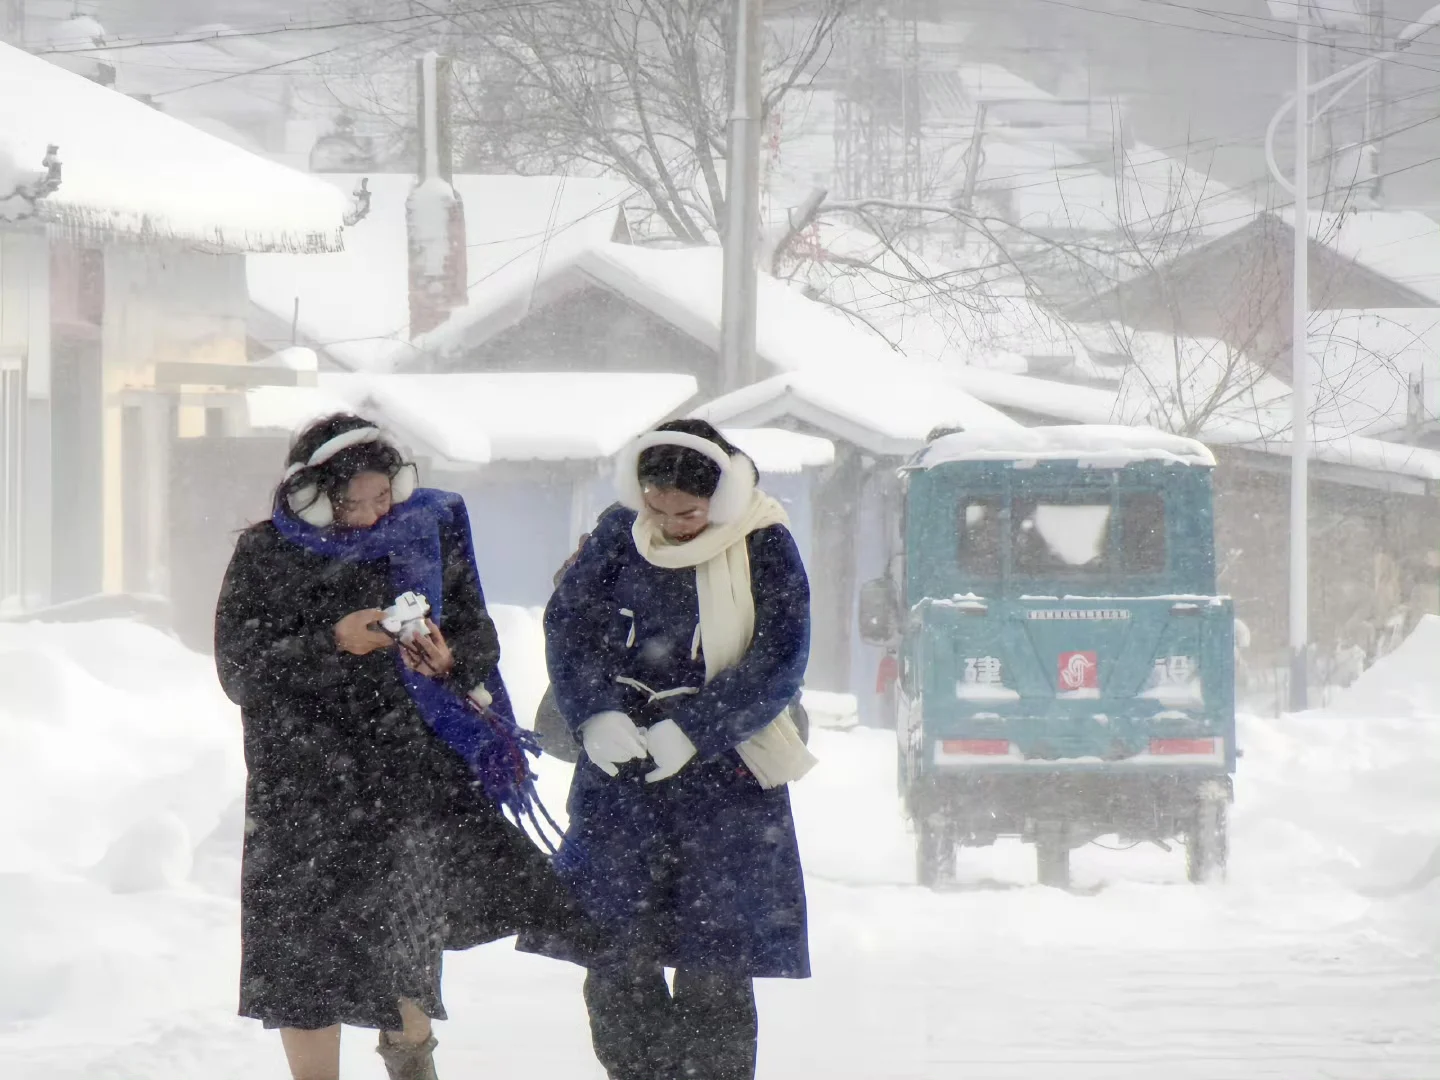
[912,425,1216,470]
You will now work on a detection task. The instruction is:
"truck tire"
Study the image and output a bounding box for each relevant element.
[1186,798,1228,884]
[1035,826,1071,889]
[916,818,954,888]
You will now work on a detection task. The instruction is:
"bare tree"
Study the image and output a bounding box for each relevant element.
[321,0,848,244]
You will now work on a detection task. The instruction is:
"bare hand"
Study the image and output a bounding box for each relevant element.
[334,609,393,656]
[401,619,454,678]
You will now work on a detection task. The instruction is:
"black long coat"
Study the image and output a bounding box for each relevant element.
[214,517,580,1032]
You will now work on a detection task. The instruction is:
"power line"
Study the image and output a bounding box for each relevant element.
[1134,0,1440,43]
[147,20,447,100]
[965,81,1440,196]
[30,2,554,55]
[33,13,438,54]
[1166,1,1440,62]
[1020,0,1440,74]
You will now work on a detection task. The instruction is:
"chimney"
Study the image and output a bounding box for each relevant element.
[406,52,468,339]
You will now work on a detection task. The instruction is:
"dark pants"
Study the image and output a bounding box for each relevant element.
[583,963,758,1080]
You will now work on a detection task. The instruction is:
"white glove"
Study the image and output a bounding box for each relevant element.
[644,719,698,783]
[581,711,649,777]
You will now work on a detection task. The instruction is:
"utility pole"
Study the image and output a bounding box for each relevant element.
[406,52,468,337]
[1372,0,1388,201]
[719,0,764,393]
[1290,6,1311,711]
[1264,0,1440,709]
[953,102,989,247]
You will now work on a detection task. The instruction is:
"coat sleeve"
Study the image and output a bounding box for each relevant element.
[669,524,811,762]
[436,498,502,697]
[544,507,633,731]
[213,526,347,709]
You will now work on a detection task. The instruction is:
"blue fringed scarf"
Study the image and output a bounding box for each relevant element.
[272,488,543,823]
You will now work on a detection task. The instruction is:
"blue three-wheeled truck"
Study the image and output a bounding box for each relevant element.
[861,427,1237,889]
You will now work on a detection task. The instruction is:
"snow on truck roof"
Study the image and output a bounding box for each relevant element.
[915,425,1216,469]
[0,41,347,252]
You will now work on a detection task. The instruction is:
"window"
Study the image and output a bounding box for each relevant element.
[1118,492,1166,573]
[1012,496,1113,575]
[956,497,1003,577]
[1009,491,1168,578]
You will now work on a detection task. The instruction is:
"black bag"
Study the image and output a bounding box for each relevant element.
[788,692,811,746]
[533,684,581,763]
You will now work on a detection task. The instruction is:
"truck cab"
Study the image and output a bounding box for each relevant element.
[862,426,1236,888]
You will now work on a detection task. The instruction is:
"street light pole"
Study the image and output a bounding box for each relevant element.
[1263,1,1440,711]
[720,0,764,393]
[1289,9,1310,711]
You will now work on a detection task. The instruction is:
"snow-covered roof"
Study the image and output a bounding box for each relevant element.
[774,218,1080,370]
[948,365,1123,424]
[1283,210,1440,306]
[246,371,696,464]
[694,364,1021,457]
[982,142,1257,241]
[591,243,934,378]
[1221,424,1440,482]
[1084,208,1440,310]
[722,428,835,474]
[946,363,1440,484]
[248,174,630,372]
[915,425,1217,469]
[405,240,1023,424]
[955,64,1055,104]
[0,41,346,252]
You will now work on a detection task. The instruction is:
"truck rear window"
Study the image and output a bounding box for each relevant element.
[958,491,1166,577]
[957,497,1004,576]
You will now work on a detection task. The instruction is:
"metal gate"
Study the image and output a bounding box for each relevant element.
[0,350,22,610]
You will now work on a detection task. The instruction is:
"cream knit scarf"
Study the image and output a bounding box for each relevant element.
[631,492,818,789]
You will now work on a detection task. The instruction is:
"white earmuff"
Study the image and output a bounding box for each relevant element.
[282,424,418,527]
[615,431,757,526]
[390,461,419,504]
[286,481,335,528]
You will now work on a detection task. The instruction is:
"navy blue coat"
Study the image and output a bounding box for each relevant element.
[542,506,811,978]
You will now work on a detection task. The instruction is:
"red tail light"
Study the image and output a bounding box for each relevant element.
[1148,738,1216,756]
[942,739,1011,755]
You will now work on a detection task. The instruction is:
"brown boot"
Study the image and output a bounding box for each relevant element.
[377,1032,439,1080]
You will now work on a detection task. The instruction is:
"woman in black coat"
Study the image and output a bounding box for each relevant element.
[214,413,582,1080]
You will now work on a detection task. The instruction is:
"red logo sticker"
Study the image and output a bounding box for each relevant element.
[1058,651,1098,692]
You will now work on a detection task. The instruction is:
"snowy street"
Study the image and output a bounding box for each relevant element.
[1,611,1436,1080]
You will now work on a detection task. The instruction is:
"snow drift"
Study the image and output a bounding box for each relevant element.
[1,612,1436,1077]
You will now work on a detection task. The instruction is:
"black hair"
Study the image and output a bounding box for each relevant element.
[274,412,404,516]
[637,418,753,500]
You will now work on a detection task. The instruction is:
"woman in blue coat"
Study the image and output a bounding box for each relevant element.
[541,419,815,1080]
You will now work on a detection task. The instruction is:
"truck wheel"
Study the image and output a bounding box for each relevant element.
[1186,799,1228,884]
[1035,827,1071,889]
[916,819,954,888]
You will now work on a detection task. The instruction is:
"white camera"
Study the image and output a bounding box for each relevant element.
[381,591,431,644]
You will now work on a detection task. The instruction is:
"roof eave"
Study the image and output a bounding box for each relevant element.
[37,201,345,255]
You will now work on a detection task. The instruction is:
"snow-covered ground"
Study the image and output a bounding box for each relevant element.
[1,610,1436,1079]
